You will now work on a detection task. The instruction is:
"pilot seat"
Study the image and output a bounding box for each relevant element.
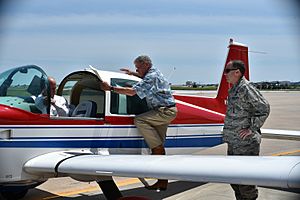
[71,100,97,118]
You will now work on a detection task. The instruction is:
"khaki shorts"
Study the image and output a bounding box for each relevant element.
[134,107,177,149]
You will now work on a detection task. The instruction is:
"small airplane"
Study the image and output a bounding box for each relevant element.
[0,39,299,200]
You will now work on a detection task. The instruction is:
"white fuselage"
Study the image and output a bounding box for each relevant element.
[0,123,223,183]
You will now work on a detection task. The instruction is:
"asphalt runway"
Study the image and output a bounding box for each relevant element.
[4,91,300,200]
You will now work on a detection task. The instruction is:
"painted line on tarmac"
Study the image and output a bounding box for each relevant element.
[43,178,150,199]
[43,185,99,199]
[272,149,300,156]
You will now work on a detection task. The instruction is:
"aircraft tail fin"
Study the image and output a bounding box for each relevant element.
[216,39,249,101]
[173,39,249,114]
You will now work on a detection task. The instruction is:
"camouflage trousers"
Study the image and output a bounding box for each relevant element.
[227,143,260,200]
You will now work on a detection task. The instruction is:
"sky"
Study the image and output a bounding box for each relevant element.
[0,0,299,84]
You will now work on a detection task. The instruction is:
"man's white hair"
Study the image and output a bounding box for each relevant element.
[134,55,152,67]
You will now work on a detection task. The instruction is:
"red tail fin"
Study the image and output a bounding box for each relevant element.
[216,39,249,101]
[173,39,249,114]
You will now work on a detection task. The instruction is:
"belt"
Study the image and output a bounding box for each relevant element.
[165,104,176,108]
[154,104,176,110]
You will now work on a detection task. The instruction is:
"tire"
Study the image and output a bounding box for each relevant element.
[1,189,28,200]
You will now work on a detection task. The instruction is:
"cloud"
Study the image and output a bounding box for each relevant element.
[4,13,298,36]
[1,33,299,83]
[1,0,299,83]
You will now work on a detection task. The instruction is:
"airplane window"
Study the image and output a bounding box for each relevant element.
[61,80,78,104]
[117,94,127,114]
[0,65,48,113]
[0,70,11,88]
[79,88,105,117]
[58,71,105,119]
[110,78,149,115]
[7,69,45,97]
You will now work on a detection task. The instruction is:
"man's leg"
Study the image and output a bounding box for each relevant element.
[239,185,258,200]
[155,124,168,143]
[134,110,166,149]
[239,143,259,200]
[228,143,259,200]
[230,184,243,200]
[145,144,168,191]
[227,145,243,199]
[134,108,176,191]
[155,107,177,144]
[135,111,169,191]
[134,108,177,149]
[146,122,173,191]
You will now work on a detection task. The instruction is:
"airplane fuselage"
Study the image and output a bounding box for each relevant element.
[0,106,224,184]
[1,40,249,199]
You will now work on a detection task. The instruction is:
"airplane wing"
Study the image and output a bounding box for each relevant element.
[24,150,300,189]
[261,128,300,141]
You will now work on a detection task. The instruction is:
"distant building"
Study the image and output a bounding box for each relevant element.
[181,80,299,90]
[253,81,291,90]
[186,81,198,87]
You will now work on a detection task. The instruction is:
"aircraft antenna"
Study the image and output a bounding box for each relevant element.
[248,50,267,54]
[167,66,176,81]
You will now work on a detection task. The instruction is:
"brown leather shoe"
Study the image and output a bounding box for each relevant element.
[151,145,166,155]
[145,179,168,191]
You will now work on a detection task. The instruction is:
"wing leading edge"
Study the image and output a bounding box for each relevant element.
[24,151,300,189]
[261,129,300,141]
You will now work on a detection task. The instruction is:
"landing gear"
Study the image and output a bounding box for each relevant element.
[97,179,123,200]
[0,181,43,200]
[1,189,28,200]
[96,178,151,200]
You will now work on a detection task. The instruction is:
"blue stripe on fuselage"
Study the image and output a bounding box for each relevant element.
[0,124,223,129]
[0,136,222,148]
[11,134,221,140]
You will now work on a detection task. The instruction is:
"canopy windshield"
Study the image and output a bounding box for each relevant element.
[0,65,49,113]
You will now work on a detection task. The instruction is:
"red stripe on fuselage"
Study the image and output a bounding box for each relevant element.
[0,101,224,125]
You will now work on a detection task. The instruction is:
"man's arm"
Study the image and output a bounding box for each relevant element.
[52,96,69,116]
[239,85,270,139]
[247,88,270,132]
[111,86,136,96]
[101,81,136,96]
[120,68,141,78]
[35,94,47,114]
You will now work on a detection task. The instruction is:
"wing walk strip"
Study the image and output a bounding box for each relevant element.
[40,150,300,199]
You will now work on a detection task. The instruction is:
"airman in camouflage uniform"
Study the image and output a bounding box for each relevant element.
[223,60,270,200]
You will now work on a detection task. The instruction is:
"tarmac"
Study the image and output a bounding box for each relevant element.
[5,91,300,200]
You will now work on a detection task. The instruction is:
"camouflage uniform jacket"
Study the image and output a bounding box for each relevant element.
[223,77,270,148]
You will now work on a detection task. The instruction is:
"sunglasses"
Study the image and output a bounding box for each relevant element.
[224,68,238,73]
